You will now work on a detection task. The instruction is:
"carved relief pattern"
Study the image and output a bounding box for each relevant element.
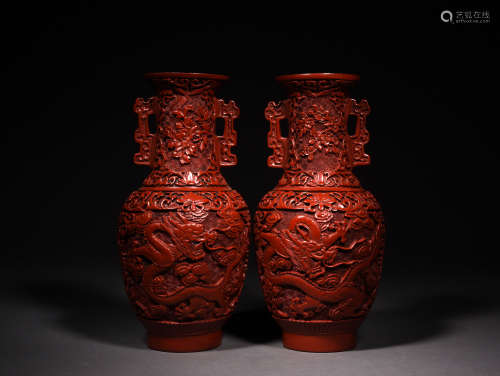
[119,191,250,321]
[347,98,371,166]
[133,77,238,187]
[154,77,220,96]
[266,79,371,188]
[255,190,384,321]
[214,99,239,166]
[265,101,288,168]
[133,97,157,166]
[123,190,248,212]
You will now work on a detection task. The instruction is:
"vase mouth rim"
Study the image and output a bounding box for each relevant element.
[276,73,360,82]
[144,72,230,81]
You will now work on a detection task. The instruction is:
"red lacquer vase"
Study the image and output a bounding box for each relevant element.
[254,73,385,352]
[117,72,250,352]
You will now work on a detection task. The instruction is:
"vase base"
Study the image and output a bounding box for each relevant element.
[275,317,363,352]
[140,317,227,352]
[282,331,356,352]
[147,330,222,352]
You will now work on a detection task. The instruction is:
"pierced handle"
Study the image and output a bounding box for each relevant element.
[265,101,288,168]
[133,97,157,166]
[214,99,239,166]
[345,98,371,167]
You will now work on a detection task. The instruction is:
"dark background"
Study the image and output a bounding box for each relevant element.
[2,3,498,273]
[1,2,499,374]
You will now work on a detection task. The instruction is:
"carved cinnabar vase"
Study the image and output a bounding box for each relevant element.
[254,73,385,352]
[117,72,250,352]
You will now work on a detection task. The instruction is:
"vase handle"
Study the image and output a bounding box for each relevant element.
[265,100,288,168]
[346,98,371,167]
[133,97,157,166]
[214,99,239,166]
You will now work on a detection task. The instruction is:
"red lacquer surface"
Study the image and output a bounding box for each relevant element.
[117,73,250,352]
[254,73,385,352]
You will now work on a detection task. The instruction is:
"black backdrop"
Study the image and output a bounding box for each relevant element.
[2,3,499,288]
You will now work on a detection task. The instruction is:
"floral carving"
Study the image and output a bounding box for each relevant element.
[167,105,211,164]
[123,190,247,212]
[132,75,240,187]
[266,78,372,187]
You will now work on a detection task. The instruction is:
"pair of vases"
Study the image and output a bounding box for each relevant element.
[117,72,385,353]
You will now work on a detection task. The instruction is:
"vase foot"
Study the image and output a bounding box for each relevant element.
[147,330,222,352]
[140,317,227,352]
[282,331,356,352]
[274,317,363,352]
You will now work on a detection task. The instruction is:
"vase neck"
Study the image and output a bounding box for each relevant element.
[278,79,364,188]
[142,77,227,187]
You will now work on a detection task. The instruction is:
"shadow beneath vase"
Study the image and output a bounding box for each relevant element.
[223,308,281,345]
[13,274,500,352]
[17,280,146,350]
[222,283,500,351]
[358,292,498,350]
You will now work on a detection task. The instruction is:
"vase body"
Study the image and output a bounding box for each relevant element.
[117,73,250,352]
[254,73,385,352]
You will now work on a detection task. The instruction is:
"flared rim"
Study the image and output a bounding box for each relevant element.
[276,73,360,82]
[144,72,229,81]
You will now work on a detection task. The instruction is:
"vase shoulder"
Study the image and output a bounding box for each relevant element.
[258,186,381,213]
[122,186,248,213]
